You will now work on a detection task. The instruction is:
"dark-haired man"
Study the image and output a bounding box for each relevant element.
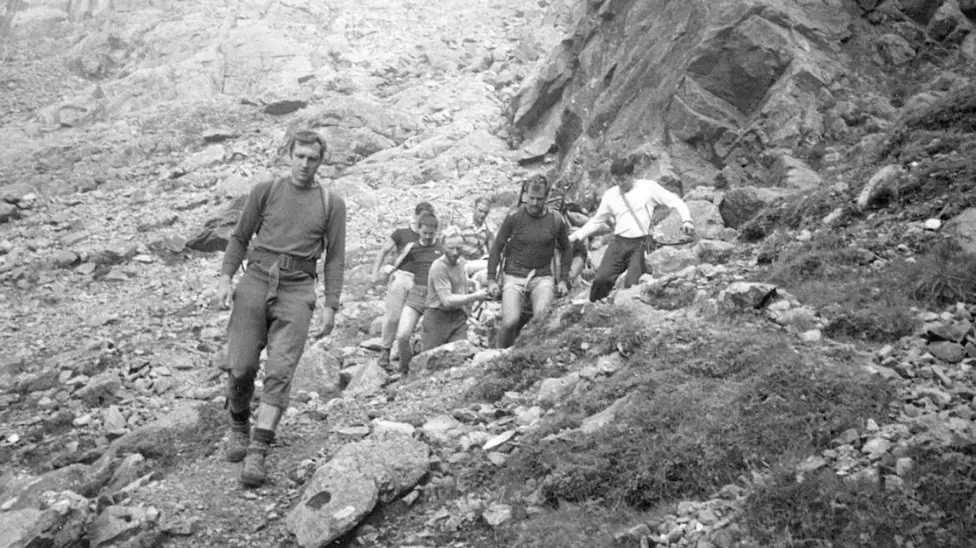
[487,175,572,348]
[569,158,694,302]
[219,129,346,487]
[393,212,442,375]
[371,202,436,368]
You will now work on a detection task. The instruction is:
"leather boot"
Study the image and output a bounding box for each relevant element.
[225,421,249,463]
[240,441,270,487]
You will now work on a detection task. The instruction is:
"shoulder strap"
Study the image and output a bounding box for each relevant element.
[254,178,282,236]
[618,186,650,236]
[392,241,415,270]
[318,183,331,232]
[551,208,564,236]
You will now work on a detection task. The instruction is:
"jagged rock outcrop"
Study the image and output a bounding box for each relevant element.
[510,0,974,196]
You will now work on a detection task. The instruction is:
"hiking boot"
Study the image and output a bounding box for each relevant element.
[240,442,270,487]
[377,348,391,369]
[225,422,250,463]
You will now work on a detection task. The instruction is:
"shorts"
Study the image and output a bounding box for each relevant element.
[405,284,429,313]
[502,274,555,306]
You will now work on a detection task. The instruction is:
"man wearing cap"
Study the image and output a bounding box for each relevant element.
[569,157,694,302]
[219,129,346,487]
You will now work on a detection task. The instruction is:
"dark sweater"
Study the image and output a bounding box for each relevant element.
[488,206,571,282]
[400,241,442,286]
[391,227,420,254]
[221,177,346,309]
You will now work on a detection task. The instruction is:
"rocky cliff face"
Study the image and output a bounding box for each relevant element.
[511,0,976,195]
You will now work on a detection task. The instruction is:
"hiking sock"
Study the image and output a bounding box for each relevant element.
[230,408,250,425]
[225,409,251,462]
[252,427,275,447]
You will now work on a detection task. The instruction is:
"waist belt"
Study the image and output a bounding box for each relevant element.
[249,249,317,275]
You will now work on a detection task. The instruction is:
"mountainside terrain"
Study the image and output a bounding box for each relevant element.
[1,0,976,546]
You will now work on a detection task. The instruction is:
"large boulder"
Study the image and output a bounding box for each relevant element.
[0,465,90,512]
[184,195,249,253]
[109,403,203,457]
[855,164,904,211]
[719,187,783,228]
[511,0,854,191]
[286,432,429,548]
[646,246,700,275]
[944,207,976,255]
[718,282,778,311]
[654,200,725,243]
[0,491,90,548]
[410,340,477,373]
[294,341,342,398]
[90,505,157,547]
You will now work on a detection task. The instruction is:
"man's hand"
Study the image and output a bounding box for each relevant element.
[219,276,234,309]
[470,289,489,303]
[568,231,580,243]
[313,307,337,339]
[486,280,500,300]
[681,221,696,238]
[373,264,395,284]
[556,280,569,297]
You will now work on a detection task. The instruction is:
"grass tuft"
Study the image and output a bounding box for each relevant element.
[899,239,976,307]
[744,449,976,547]
[498,326,892,510]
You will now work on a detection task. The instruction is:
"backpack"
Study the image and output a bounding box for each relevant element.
[255,176,333,237]
[496,205,567,281]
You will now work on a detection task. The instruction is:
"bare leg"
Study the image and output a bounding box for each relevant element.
[395,306,423,374]
[497,284,523,348]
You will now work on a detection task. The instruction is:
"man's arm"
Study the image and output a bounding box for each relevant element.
[431,262,483,309]
[646,181,692,223]
[571,192,613,241]
[371,237,398,277]
[487,214,514,280]
[322,194,347,310]
[221,181,269,278]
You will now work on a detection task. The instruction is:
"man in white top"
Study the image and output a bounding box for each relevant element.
[569,157,696,302]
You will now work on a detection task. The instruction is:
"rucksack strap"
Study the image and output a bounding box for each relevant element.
[391,241,415,271]
[619,187,651,237]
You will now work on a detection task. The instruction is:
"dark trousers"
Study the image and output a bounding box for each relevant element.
[589,235,645,302]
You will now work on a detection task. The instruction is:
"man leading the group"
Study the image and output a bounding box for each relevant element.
[487,175,572,348]
[423,228,490,351]
[569,157,695,302]
[219,129,346,487]
[371,202,436,368]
